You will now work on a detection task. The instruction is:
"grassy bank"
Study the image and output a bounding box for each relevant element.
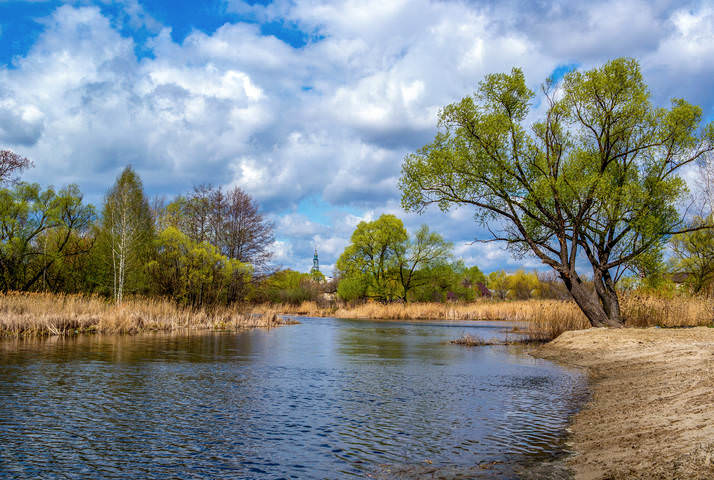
[0,292,287,337]
[256,294,713,342]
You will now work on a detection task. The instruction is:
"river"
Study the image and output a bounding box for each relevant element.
[0,317,585,479]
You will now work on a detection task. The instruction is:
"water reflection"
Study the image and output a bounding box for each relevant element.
[0,318,585,479]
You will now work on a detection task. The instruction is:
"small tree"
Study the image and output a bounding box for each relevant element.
[487,271,509,300]
[147,227,251,307]
[0,150,32,184]
[401,58,714,326]
[671,214,714,294]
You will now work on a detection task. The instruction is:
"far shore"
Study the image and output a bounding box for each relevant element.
[536,327,714,479]
[259,296,711,342]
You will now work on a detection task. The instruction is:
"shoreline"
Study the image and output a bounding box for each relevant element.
[535,327,714,479]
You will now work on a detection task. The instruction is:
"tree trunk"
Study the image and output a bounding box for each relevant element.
[593,268,622,326]
[560,270,624,327]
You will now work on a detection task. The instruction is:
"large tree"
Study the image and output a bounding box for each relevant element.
[164,185,274,271]
[101,167,154,303]
[395,225,452,301]
[0,183,94,291]
[336,215,454,302]
[336,214,407,302]
[400,58,714,327]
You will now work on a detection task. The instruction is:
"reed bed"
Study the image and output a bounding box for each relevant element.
[0,292,286,337]
[251,301,327,318]
[332,299,588,323]
[621,294,713,328]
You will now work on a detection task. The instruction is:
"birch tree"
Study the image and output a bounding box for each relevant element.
[102,167,153,303]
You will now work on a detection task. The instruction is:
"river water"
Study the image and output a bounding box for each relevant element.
[0,317,585,479]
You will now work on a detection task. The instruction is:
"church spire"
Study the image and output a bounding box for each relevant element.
[311,247,320,274]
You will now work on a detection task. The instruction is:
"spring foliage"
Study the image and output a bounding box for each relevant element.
[400,58,714,326]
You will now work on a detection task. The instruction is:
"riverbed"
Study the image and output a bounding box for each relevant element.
[0,317,585,479]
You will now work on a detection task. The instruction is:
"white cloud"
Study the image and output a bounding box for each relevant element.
[0,0,712,273]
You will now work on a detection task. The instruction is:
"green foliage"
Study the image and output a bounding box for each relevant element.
[395,225,453,300]
[251,269,320,305]
[400,58,714,326]
[410,262,472,302]
[336,274,367,303]
[157,184,275,270]
[505,270,541,300]
[336,214,407,301]
[334,213,495,303]
[146,227,251,307]
[335,215,459,302]
[487,271,509,299]
[309,269,326,283]
[99,166,155,301]
[463,265,486,287]
[486,270,544,300]
[671,215,714,293]
[0,182,95,291]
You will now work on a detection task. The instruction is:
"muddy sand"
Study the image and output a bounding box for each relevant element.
[537,327,714,479]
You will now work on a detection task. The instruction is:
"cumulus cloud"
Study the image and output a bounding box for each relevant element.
[0,0,711,272]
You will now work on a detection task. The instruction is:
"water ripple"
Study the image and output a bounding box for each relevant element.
[0,319,586,479]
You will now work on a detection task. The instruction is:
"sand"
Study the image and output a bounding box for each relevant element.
[536,327,714,479]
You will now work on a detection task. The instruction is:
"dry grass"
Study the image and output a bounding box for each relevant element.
[334,299,587,321]
[450,334,491,346]
[0,292,287,337]
[251,301,329,318]
[621,294,713,328]
[260,294,712,344]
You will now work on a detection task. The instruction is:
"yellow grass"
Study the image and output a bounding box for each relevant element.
[621,294,713,327]
[450,334,491,346]
[0,292,286,337]
[330,300,584,323]
[251,301,327,317]
[259,294,713,342]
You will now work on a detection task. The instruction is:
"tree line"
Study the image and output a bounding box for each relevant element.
[0,158,274,308]
[3,57,712,317]
[332,213,578,304]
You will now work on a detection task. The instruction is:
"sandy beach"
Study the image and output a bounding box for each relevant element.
[537,327,714,479]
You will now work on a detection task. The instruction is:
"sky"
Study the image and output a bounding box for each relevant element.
[0,0,713,275]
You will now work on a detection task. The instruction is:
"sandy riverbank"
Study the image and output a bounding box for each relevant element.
[537,327,714,479]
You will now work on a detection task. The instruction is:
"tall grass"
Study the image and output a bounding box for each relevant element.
[0,292,286,337]
[621,294,713,327]
[251,301,328,317]
[332,299,588,323]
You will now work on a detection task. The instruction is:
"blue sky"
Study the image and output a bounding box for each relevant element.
[1,0,713,275]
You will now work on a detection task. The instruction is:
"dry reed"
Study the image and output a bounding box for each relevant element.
[450,334,495,346]
[0,292,287,337]
[251,301,328,318]
[261,294,713,344]
[332,299,588,323]
[621,294,713,328]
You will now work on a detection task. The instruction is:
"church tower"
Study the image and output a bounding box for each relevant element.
[311,248,320,274]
